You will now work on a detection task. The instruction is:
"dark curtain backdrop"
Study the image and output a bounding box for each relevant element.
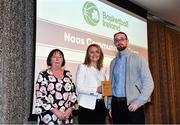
[145,19,180,124]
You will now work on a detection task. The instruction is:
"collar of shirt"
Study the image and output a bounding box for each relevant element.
[117,49,129,59]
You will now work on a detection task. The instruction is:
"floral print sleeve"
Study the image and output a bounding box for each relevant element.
[36,71,55,114]
[65,71,78,107]
[35,69,78,125]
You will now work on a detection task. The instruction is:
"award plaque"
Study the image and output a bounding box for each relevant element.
[101,80,112,96]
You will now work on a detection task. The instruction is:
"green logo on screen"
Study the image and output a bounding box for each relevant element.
[82,1,100,26]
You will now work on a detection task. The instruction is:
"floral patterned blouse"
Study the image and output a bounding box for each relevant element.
[35,69,77,125]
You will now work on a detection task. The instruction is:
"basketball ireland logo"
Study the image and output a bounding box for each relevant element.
[82,1,100,26]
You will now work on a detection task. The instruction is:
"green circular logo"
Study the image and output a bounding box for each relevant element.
[82,1,100,26]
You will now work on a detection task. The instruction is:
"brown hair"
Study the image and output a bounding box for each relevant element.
[47,49,65,67]
[114,31,128,40]
[84,44,104,70]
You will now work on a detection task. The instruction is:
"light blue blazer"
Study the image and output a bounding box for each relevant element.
[108,50,154,109]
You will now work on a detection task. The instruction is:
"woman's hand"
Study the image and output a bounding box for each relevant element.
[51,108,65,120]
[63,108,73,119]
[96,85,102,93]
[56,111,65,120]
[109,109,112,118]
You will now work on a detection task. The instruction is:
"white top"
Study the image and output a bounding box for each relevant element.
[76,64,106,110]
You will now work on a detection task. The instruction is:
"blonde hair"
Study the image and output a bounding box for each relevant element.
[84,44,104,70]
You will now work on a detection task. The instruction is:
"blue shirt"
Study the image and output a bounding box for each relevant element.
[112,51,127,97]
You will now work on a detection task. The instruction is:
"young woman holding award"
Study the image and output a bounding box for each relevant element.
[76,44,107,124]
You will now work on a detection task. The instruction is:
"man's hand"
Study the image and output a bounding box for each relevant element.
[128,101,139,112]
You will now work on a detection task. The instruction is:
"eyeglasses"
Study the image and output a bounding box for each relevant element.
[114,38,127,43]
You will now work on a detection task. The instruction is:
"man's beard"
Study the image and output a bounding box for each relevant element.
[117,46,127,51]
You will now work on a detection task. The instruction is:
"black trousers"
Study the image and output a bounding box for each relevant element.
[111,96,145,124]
[78,99,107,124]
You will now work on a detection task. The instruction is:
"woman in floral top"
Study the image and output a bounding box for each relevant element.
[36,49,77,125]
